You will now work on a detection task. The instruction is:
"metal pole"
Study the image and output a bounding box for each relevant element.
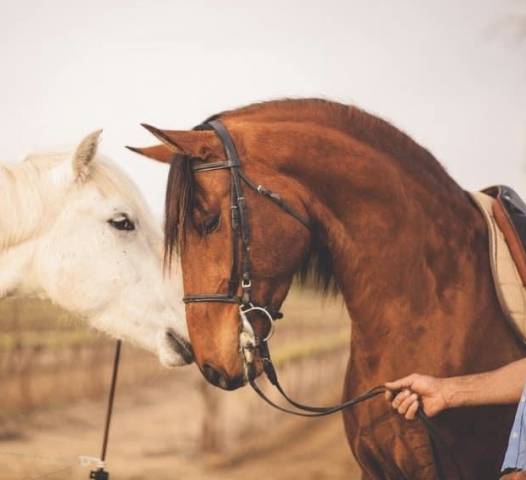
[90,339,122,480]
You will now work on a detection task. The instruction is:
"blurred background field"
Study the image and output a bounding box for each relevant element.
[0,287,361,479]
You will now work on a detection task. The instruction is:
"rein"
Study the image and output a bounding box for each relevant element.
[182,119,463,480]
[87,339,122,480]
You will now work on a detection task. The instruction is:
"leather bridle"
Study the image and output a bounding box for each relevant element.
[179,119,461,480]
[182,119,310,353]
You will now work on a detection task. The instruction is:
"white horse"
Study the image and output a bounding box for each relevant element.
[0,130,192,366]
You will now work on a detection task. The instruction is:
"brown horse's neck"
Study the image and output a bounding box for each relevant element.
[216,100,523,478]
[266,127,521,381]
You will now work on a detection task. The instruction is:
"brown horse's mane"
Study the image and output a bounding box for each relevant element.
[165,98,462,293]
[210,98,459,191]
[164,152,195,265]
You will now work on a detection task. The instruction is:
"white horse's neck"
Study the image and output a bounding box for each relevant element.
[0,241,37,298]
[0,155,70,251]
[0,154,74,298]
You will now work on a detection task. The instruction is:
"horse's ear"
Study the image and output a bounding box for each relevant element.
[132,124,220,163]
[126,144,174,164]
[73,129,102,181]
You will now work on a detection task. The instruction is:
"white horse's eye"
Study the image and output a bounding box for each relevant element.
[108,214,135,231]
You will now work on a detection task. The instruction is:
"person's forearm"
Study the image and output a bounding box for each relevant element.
[444,358,526,408]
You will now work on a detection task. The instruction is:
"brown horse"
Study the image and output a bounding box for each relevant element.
[130,99,525,479]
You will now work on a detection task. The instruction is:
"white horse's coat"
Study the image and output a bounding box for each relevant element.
[0,131,191,366]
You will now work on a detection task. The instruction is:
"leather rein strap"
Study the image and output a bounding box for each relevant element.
[181,119,460,480]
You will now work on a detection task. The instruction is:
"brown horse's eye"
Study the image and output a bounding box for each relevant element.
[198,213,220,235]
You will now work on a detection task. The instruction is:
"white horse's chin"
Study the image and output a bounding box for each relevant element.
[159,348,189,368]
[157,330,194,368]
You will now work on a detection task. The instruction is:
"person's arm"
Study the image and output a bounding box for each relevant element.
[385,357,526,420]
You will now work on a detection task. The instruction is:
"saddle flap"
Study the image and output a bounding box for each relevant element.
[469,190,526,344]
[483,186,526,286]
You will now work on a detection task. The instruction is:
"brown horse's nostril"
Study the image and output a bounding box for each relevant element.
[202,363,245,390]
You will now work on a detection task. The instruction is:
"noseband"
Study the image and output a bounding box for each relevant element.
[180,119,460,480]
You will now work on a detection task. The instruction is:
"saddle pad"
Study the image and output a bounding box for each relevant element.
[470,191,526,343]
[484,185,526,286]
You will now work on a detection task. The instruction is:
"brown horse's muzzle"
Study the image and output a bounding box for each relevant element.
[201,362,246,390]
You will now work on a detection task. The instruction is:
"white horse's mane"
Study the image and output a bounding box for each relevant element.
[0,150,159,251]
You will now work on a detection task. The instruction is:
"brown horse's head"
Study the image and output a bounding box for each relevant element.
[130,113,331,389]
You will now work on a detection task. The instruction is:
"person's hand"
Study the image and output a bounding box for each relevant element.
[384,374,450,420]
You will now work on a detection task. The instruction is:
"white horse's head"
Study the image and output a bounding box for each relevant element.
[0,131,192,366]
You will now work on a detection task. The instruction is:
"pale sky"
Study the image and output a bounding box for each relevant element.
[1,0,525,216]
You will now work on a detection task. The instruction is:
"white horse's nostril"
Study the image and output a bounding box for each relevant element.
[165,328,194,364]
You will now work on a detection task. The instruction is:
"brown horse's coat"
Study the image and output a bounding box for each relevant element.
[133,99,525,479]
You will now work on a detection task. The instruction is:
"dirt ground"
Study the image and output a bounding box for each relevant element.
[1,367,362,480]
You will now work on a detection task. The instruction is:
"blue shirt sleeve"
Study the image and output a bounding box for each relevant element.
[502,382,526,471]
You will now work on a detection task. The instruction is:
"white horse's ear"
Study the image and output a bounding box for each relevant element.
[73,130,102,181]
